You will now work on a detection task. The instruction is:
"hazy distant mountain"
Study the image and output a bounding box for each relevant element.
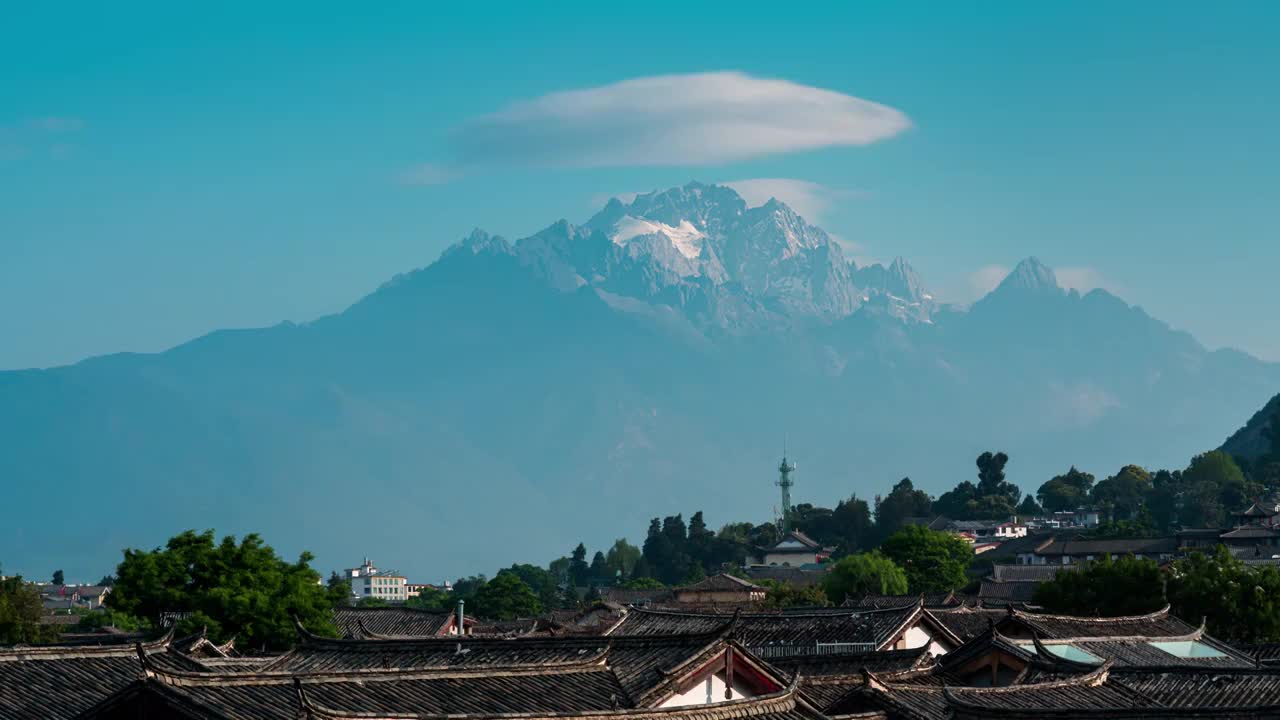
[3,182,1277,581]
[1221,393,1280,462]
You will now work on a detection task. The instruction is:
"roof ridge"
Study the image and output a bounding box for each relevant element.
[300,673,805,720]
[144,655,618,687]
[0,624,175,661]
[1013,604,1171,624]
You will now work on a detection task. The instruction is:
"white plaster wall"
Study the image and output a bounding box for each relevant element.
[659,673,754,707]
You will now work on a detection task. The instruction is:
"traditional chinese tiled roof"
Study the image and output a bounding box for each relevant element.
[1220,525,1280,540]
[743,567,826,588]
[0,627,176,719]
[943,665,1280,719]
[90,671,824,717]
[988,564,1067,583]
[848,592,959,610]
[261,630,614,673]
[774,531,823,550]
[331,606,454,638]
[677,574,764,593]
[1008,605,1198,639]
[78,630,800,720]
[920,606,1007,643]
[766,648,934,712]
[1030,536,1178,557]
[1239,642,1280,666]
[608,604,922,653]
[976,580,1039,604]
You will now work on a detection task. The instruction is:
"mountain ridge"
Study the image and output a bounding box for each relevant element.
[2,182,1276,581]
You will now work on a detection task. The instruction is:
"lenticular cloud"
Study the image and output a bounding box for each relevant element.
[451,71,911,167]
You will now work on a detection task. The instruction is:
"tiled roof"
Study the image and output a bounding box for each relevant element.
[1009,605,1198,639]
[0,627,177,719]
[677,573,764,593]
[331,606,453,638]
[977,581,1039,604]
[988,564,1067,583]
[743,567,826,588]
[261,632,613,673]
[91,674,823,720]
[1030,536,1178,557]
[849,592,959,610]
[782,531,823,549]
[608,604,923,652]
[921,606,1007,643]
[942,665,1280,719]
[1220,525,1280,539]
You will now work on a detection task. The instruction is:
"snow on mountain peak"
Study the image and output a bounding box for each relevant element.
[610,215,706,260]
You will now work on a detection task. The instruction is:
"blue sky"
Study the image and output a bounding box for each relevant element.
[3,1,1278,369]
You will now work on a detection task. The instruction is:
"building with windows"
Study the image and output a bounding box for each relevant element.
[344,558,408,602]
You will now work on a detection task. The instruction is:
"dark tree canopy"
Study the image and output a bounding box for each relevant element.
[879,525,971,594]
[1033,555,1165,617]
[0,572,61,644]
[105,530,337,651]
[470,573,542,620]
[1091,465,1153,520]
[821,552,908,604]
[1016,495,1044,517]
[1036,467,1095,513]
[51,569,64,586]
[874,478,932,541]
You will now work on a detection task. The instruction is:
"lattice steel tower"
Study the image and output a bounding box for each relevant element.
[777,449,797,532]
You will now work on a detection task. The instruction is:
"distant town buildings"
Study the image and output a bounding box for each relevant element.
[345,558,408,602]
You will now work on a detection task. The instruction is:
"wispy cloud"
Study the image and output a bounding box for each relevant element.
[398,163,458,186]
[722,178,861,225]
[1056,265,1128,298]
[448,71,910,168]
[966,265,1010,301]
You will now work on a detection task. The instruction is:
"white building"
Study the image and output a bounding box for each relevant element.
[345,558,408,602]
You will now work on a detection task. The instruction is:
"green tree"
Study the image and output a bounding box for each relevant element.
[1169,546,1280,643]
[0,572,61,644]
[821,552,909,604]
[52,569,64,586]
[1173,451,1257,528]
[759,580,829,609]
[1037,467,1095,513]
[501,564,563,609]
[976,451,1020,505]
[326,571,352,607]
[932,480,980,520]
[605,539,641,579]
[1092,465,1153,520]
[1147,469,1182,531]
[469,573,541,620]
[569,543,590,587]
[357,597,389,608]
[1016,495,1044,517]
[1033,555,1165,617]
[687,511,715,570]
[105,529,338,651]
[405,586,452,612]
[879,525,972,594]
[589,552,609,584]
[73,607,147,634]
[620,577,665,590]
[874,479,933,541]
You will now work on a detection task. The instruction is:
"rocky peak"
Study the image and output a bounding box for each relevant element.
[996,257,1062,294]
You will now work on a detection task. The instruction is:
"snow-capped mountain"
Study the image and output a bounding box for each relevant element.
[3,181,1277,583]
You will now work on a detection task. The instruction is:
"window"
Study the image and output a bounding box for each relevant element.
[1016,641,1102,665]
[1148,641,1226,659]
